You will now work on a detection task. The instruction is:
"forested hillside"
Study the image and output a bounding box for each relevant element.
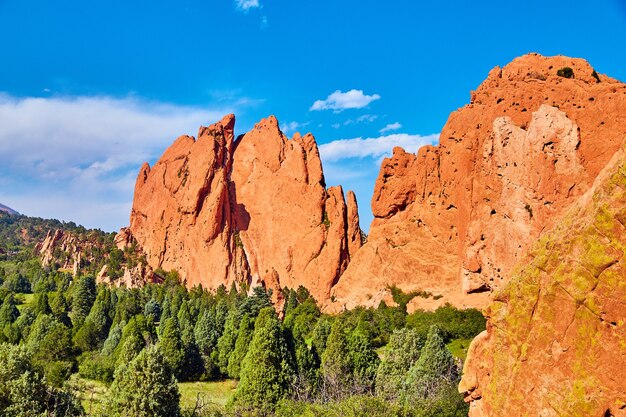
[0,212,485,416]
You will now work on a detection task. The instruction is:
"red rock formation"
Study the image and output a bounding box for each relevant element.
[330,53,626,311]
[37,229,93,276]
[460,141,626,417]
[126,115,361,302]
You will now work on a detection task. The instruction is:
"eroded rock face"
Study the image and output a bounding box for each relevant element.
[460,142,626,417]
[331,53,626,311]
[127,115,360,302]
[37,229,99,276]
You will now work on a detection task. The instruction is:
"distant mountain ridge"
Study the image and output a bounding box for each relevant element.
[0,203,19,215]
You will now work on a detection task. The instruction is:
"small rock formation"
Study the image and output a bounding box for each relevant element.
[126,114,361,302]
[460,141,626,417]
[36,229,95,276]
[331,53,626,311]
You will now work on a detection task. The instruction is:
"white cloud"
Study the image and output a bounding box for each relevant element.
[379,122,402,133]
[235,0,261,12]
[0,93,237,231]
[310,89,381,112]
[280,121,310,134]
[344,114,378,126]
[319,133,439,162]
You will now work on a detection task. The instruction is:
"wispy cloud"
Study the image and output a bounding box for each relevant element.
[0,93,236,231]
[280,121,310,134]
[379,122,402,133]
[344,114,378,126]
[235,0,261,12]
[319,133,439,162]
[310,89,381,112]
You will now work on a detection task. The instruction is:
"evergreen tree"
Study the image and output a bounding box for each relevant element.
[227,314,254,379]
[101,320,124,356]
[159,317,185,378]
[216,309,239,374]
[376,328,424,401]
[347,327,380,388]
[403,325,458,401]
[108,345,180,417]
[50,292,72,328]
[194,310,220,379]
[144,299,161,323]
[71,275,96,327]
[116,331,145,368]
[114,317,151,365]
[239,285,272,318]
[311,316,332,357]
[33,292,52,315]
[194,310,219,356]
[73,290,112,352]
[0,294,19,326]
[177,300,195,347]
[0,343,83,416]
[320,320,352,388]
[291,331,321,398]
[232,307,295,412]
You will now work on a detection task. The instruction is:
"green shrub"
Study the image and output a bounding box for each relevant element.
[557,67,574,78]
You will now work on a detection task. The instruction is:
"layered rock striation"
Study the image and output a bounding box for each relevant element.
[126,114,361,302]
[459,141,626,417]
[331,53,626,311]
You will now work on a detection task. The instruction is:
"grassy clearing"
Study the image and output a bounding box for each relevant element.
[179,380,237,408]
[70,376,237,413]
[446,338,473,361]
[70,376,109,415]
[15,292,34,311]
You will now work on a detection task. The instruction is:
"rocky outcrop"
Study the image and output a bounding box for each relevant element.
[331,53,626,311]
[459,141,626,417]
[126,114,361,302]
[36,229,96,276]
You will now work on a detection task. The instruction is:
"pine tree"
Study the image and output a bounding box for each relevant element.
[320,319,352,387]
[33,292,52,315]
[159,317,185,378]
[116,331,145,368]
[311,316,332,357]
[144,299,161,323]
[108,345,180,417]
[71,275,96,327]
[231,307,295,412]
[347,327,380,388]
[216,309,239,374]
[291,331,321,398]
[0,294,20,326]
[74,292,112,352]
[227,314,254,379]
[403,325,458,401]
[51,292,72,328]
[239,285,272,318]
[194,310,220,379]
[376,328,424,401]
[102,320,124,356]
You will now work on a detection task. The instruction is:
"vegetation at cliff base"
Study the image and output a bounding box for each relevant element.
[0,214,485,416]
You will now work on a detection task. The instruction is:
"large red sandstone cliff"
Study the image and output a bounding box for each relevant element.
[460,140,626,417]
[126,115,361,303]
[330,53,626,311]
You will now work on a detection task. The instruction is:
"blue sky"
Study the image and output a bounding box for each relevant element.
[0,0,625,231]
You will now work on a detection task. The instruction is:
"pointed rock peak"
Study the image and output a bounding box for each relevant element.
[253,115,282,133]
[198,113,236,140]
